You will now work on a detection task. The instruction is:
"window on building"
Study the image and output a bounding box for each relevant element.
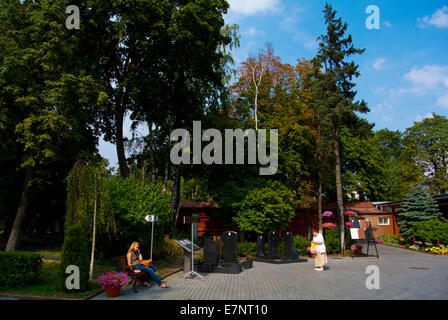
[378,217,390,225]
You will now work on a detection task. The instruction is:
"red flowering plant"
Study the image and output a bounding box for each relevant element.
[97,272,130,289]
[321,211,333,217]
[322,222,337,230]
[344,211,357,218]
[345,222,354,228]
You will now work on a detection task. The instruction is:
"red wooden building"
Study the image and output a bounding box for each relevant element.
[178,200,398,239]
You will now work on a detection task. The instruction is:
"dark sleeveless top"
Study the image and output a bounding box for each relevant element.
[129,250,140,266]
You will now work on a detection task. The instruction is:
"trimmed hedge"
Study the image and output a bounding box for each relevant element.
[0,251,42,287]
[60,223,90,291]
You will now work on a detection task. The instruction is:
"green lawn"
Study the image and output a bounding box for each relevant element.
[0,251,181,299]
[0,260,115,299]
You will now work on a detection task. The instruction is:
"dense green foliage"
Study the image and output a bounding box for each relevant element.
[0,251,42,287]
[293,235,310,256]
[410,219,448,245]
[237,242,257,257]
[323,227,340,254]
[402,114,448,195]
[397,185,442,242]
[232,180,297,235]
[60,224,90,291]
[108,175,174,256]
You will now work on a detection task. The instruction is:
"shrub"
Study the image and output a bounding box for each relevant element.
[0,251,42,287]
[410,219,448,245]
[60,223,90,291]
[323,227,340,254]
[237,242,257,257]
[162,236,183,257]
[293,235,310,256]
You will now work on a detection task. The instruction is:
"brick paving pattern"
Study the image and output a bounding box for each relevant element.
[92,245,448,300]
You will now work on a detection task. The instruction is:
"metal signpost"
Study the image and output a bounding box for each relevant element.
[182,215,204,280]
[145,215,158,260]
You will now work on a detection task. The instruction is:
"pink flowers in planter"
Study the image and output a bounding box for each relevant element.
[344,210,357,217]
[97,272,130,289]
[321,211,333,217]
[322,222,337,230]
[345,222,354,227]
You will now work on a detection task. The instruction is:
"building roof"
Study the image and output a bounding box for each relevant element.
[180,201,219,209]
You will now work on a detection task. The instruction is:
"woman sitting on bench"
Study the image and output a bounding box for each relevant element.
[127,242,168,288]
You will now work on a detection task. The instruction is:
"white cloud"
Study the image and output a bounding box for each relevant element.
[373,58,386,70]
[389,65,448,109]
[228,0,281,16]
[383,21,392,28]
[418,6,448,29]
[244,27,265,36]
[404,65,448,91]
[437,93,448,108]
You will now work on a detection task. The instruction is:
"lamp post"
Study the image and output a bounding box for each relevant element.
[145,215,158,260]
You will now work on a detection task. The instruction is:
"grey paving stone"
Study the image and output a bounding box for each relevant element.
[91,245,448,300]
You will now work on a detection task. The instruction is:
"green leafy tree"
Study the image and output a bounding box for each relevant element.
[232,181,297,235]
[397,185,442,242]
[1,0,103,251]
[372,129,406,200]
[402,113,448,195]
[65,160,117,279]
[107,174,174,255]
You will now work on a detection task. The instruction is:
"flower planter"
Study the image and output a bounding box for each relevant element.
[105,285,121,298]
[355,247,362,255]
[310,252,316,259]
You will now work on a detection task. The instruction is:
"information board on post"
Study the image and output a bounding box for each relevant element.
[176,239,200,252]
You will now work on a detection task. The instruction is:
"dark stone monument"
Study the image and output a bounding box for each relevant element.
[268,231,279,259]
[256,235,265,257]
[222,231,238,263]
[218,231,242,274]
[283,232,294,259]
[199,237,220,272]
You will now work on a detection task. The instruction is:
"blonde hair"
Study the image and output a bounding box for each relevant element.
[128,241,139,253]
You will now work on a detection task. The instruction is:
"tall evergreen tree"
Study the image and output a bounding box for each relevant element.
[311,3,369,252]
[397,185,442,242]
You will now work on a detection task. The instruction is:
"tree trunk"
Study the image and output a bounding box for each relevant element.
[254,85,259,131]
[333,125,345,254]
[148,123,156,183]
[89,174,97,280]
[318,173,323,234]
[173,175,186,237]
[162,155,169,194]
[5,166,34,251]
[317,116,323,234]
[116,107,130,178]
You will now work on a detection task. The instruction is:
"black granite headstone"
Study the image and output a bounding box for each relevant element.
[222,231,238,263]
[256,235,265,257]
[268,231,279,259]
[204,238,220,266]
[283,232,294,259]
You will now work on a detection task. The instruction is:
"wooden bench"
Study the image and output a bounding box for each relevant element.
[113,255,148,293]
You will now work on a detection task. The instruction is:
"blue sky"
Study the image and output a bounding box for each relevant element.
[99,0,448,168]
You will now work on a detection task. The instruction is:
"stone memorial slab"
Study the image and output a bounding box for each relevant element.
[268,231,279,259]
[222,231,238,263]
[283,232,294,259]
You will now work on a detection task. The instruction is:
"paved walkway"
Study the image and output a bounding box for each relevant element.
[92,245,448,300]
